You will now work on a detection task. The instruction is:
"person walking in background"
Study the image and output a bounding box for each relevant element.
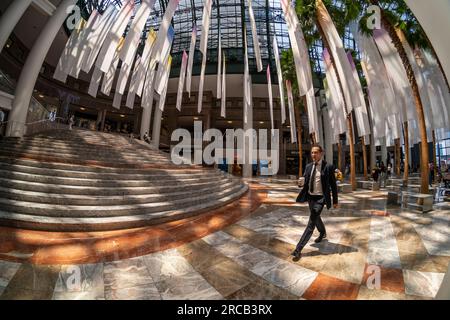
[68,115,74,130]
[292,144,339,261]
[380,162,387,187]
[429,162,435,187]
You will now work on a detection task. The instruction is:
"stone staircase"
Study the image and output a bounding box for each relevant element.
[0,129,248,231]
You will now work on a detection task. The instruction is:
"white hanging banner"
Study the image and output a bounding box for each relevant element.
[101,37,125,96]
[67,10,101,79]
[156,27,174,95]
[280,0,306,96]
[243,31,251,124]
[347,52,370,137]
[88,66,103,97]
[152,0,180,63]
[248,0,263,72]
[221,52,227,118]
[116,0,156,95]
[197,0,213,113]
[113,91,122,109]
[96,0,134,73]
[186,24,197,97]
[316,0,359,112]
[286,80,297,143]
[323,79,339,143]
[176,51,189,111]
[127,29,157,108]
[199,0,213,55]
[350,22,393,140]
[420,49,450,130]
[267,66,274,135]
[136,29,158,97]
[373,28,417,123]
[81,4,118,73]
[397,29,433,142]
[54,18,86,83]
[141,60,158,109]
[323,49,346,137]
[272,35,286,124]
[159,56,173,112]
[126,55,142,108]
[217,30,222,99]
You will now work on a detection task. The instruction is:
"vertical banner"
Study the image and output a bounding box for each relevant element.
[197,0,213,113]
[159,56,173,112]
[116,0,156,95]
[350,22,393,140]
[113,92,122,109]
[67,10,101,79]
[323,49,346,137]
[152,0,180,63]
[127,29,157,108]
[54,18,86,83]
[186,24,197,97]
[248,0,263,72]
[243,30,251,124]
[88,66,103,97]
[101,37,125,96]
[286,80,297,143]
[221,52,226,118]
[176,51,189,111]
[323,79,338,143]
[373,28,416,124]
[272,35,286,124]
[217,30,222,99]
[347,51,370,137]
[81,4,118,73]
[96,0,134,73]
[267,66,274,135]
[316,0,360,111]
[136,29,157,97]
[156,26,175,95]
[199,0,213,55]
[141,60,157,109]
[126,55,142,108]
[280,0,306,96]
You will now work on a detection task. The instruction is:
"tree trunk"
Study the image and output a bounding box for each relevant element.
[432,130,437,183]
[294,104,303,177]
[376,4,430,194]
[395,138,401,176]
[347,114,357,190]
[362,136,368,180]
[403,121,410,185]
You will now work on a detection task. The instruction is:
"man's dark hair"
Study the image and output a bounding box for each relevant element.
[311,144,323,153]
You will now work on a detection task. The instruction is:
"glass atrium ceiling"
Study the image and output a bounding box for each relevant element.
[75,0,366,79]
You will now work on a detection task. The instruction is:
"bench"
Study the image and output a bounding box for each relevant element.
[358,180,380,191]
[338,183,352,193]
[387,191,400,206]
[401,192,434,213]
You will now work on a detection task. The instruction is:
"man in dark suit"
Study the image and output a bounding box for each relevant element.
[292,144,338,260]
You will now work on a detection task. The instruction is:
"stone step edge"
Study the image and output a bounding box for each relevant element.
[0,185,249,231]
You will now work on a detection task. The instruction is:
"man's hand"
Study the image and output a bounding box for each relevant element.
[333,203,339,209]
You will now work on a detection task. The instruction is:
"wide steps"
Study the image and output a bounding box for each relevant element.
[0,129,248,231]
[0,185,249,231]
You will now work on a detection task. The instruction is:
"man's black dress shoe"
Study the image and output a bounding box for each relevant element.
[314,233,327,243]
[291,250,302,261]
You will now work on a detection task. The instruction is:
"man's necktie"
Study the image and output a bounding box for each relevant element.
[310,163,317,193]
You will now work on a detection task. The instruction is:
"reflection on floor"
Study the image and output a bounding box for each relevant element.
[0,177,449,300]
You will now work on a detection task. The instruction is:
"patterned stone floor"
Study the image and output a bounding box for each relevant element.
[0,178,449,300]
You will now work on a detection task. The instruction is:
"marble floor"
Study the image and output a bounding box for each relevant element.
[0,178,449,300]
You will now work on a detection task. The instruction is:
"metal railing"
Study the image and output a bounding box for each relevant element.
[0,117,68,137]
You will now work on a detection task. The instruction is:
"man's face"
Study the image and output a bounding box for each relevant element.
[311,147,323,163]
